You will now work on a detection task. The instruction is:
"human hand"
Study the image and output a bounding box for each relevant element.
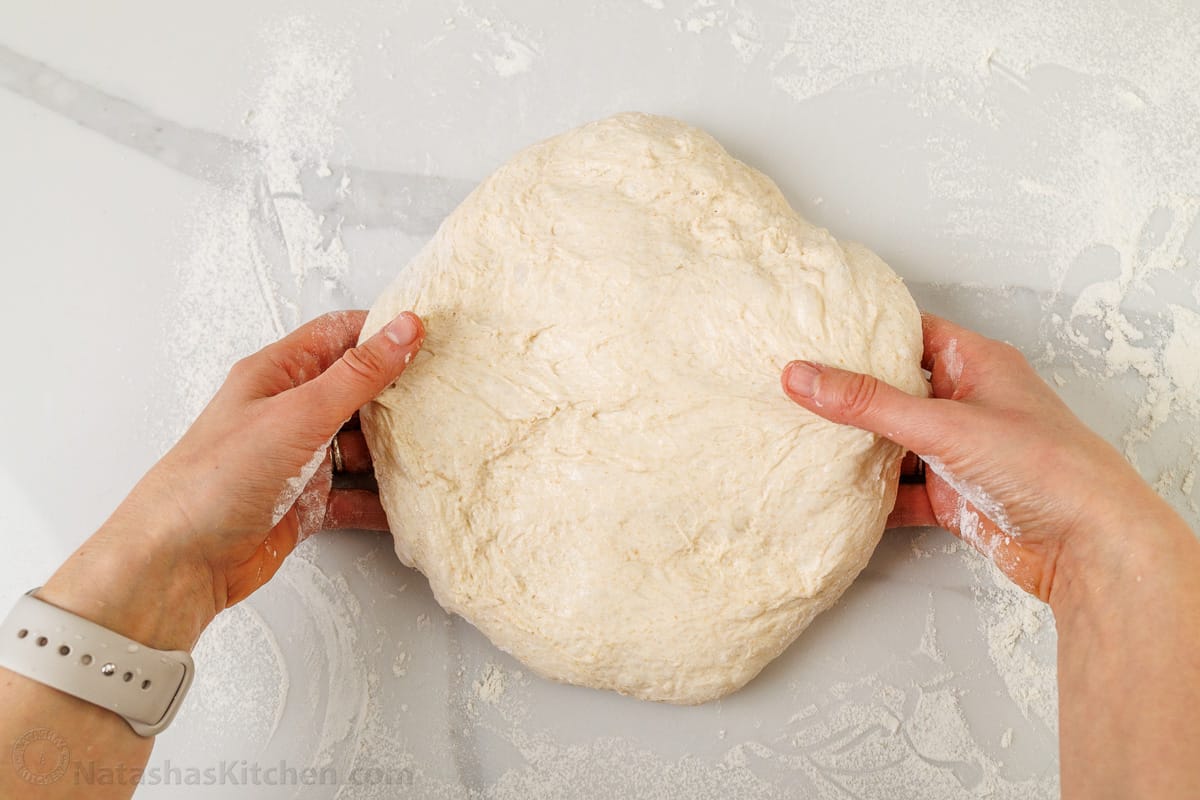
[40,310,423,649]
[780,313,1178,602]
[150,310,425,606]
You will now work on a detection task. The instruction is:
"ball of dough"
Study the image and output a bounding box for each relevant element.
[361,113,926,704]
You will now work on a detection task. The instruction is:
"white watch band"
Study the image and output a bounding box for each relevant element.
[0,589,194,737]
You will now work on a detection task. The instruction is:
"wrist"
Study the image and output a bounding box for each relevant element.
[1050,492,1198,618]
[37,510,216,653]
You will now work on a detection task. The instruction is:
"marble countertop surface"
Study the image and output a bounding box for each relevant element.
[2,2,1198,797]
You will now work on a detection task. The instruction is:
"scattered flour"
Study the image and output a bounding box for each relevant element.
[455,4,543,78]
[270,443,329,528]
[162,16,353,437]
[474,662,508,704]
[943,337,964,385]
[148,3,1200,797]
[923,455,1020,539]
[392,648,409,678]
[917,596,943,663]
[172,603,291,752]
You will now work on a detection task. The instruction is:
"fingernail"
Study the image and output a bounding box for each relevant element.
[384,313,420,346]
[785,361,820,398]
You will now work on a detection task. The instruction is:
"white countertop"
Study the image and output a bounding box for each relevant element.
[3,2,1198,797]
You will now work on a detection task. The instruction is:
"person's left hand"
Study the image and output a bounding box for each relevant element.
[148,310,425,607]
[61,310,424,632]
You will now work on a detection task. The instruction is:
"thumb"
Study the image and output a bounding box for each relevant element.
[781,360,955,454]
[295,311,425,429]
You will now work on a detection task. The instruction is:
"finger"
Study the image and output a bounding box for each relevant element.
[323,489,390,531]
[918,313,985,372]
[951,501,1025,582]
[291,312,425,433]
[924,476,1030,583]
[294,455,334,539]
[919,313,1031,402]
[226,311,368,398]
[334,429,374,473]
[886,484,938,528]
[781,360,968,455]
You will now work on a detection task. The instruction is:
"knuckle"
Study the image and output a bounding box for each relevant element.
[316,310,362,344]
[838,373,880,419]
[227,355,259,382]
[339,342,388,383]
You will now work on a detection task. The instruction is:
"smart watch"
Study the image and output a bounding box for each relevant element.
[0,589,193,736]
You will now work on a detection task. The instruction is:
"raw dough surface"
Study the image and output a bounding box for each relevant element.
[361,113,926,704]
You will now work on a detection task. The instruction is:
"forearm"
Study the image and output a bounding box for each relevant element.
[0,510,214,799]
[1052,505,1200,799]
[0,309,415,797]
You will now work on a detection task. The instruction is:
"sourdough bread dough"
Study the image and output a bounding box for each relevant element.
[361,113,926,704]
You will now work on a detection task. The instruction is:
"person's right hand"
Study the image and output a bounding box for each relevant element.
[780,313,1181,602]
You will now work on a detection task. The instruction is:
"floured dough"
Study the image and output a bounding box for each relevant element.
[361,113,926,704]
